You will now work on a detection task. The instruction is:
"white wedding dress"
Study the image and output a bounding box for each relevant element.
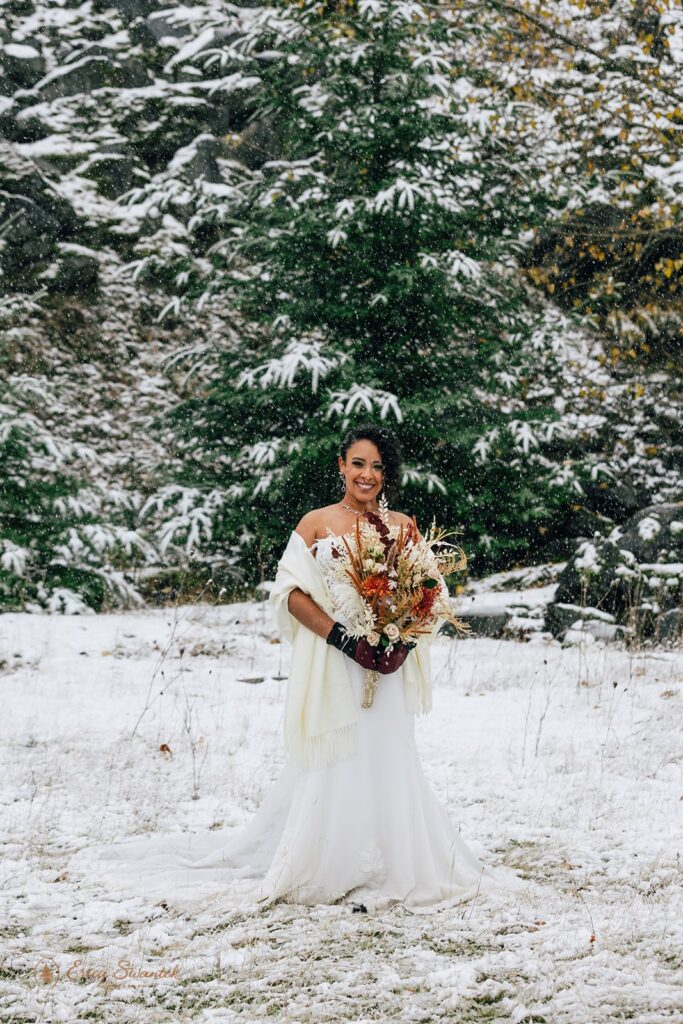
[69,535,527,913]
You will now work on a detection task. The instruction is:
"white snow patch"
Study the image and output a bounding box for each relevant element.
[638,516,661,541]
[0,602,680,1022]
[3,43,40,58]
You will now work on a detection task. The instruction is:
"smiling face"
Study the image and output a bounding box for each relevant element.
[338,439,385,506]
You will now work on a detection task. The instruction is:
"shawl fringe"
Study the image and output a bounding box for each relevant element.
[288,720,361,771]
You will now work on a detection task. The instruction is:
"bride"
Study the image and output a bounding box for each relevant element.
[69,423,527,913]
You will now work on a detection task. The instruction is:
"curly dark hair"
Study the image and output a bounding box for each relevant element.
[339,422,403,504]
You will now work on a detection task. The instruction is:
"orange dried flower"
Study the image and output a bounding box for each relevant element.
[360,574,392,599]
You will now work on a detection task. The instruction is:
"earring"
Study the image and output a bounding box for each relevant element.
[339,474,345,492]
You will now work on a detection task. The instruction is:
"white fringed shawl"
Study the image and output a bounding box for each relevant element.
[269,530,442,771]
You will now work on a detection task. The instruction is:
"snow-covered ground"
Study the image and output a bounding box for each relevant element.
[1,597,681,1023]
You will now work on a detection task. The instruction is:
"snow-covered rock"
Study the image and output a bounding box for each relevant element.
[547,504,683,642]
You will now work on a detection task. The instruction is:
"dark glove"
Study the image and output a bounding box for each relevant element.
[377,640,416,675]
[326,621,378,670]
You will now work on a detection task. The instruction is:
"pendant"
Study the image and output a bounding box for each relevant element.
[361,669,379,709]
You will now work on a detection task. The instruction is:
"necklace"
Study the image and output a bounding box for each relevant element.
[340,502,376,515]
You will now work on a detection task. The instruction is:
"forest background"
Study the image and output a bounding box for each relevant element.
[0,0,681,622]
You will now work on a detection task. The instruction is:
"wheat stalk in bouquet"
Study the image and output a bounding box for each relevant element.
[323,495,470,707]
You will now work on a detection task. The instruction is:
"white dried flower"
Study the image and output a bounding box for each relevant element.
[383,623,400,640]
[363,558,381,572]
[367,631,381,646]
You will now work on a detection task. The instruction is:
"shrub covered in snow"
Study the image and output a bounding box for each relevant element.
[547,504,683,641]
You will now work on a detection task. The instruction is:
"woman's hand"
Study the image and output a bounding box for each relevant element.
[376,641,416,675]
[326,622,378,670]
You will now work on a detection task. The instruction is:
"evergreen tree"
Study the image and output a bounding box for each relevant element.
[0,370,137,613]
[130,0,570,582]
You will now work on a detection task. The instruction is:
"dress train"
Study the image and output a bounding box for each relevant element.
[68,651,528,913]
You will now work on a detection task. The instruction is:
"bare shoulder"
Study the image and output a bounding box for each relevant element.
[293,509,322,548]
[390,510,423,540]
[389,511,413,527]
[293,504,343,547]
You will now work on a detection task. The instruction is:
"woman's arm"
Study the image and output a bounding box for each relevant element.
[287,588,335,639]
